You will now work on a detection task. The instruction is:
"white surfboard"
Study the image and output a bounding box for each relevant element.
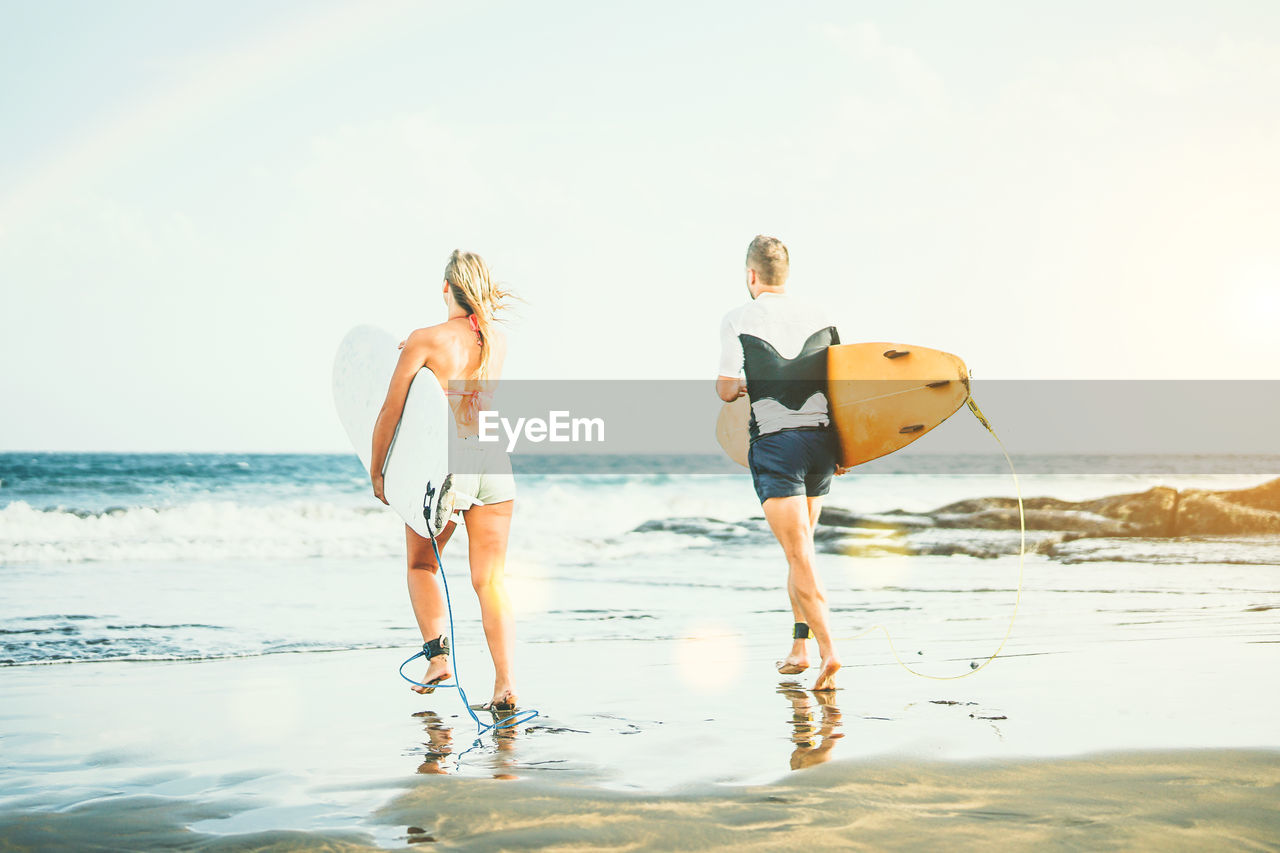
[332,325,454,539]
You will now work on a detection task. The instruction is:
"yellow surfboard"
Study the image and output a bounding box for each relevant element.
[715,343,970,469]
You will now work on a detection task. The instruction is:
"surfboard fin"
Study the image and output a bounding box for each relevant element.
[422,474,457,539]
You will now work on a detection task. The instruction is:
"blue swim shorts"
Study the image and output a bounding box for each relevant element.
[747,427,839,503]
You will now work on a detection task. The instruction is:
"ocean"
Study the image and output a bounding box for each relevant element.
[2,451,1276,671]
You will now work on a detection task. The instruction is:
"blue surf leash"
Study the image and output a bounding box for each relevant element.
[398,507,538,741]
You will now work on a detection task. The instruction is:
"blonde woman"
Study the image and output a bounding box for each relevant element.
[370,250,519,711]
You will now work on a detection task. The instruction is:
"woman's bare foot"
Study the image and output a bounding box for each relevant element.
[776,639,810,675]
[411,655,451,694]
[811,655,841,692]
[488,681,518,709]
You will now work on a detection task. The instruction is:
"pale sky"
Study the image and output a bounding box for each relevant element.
[2,1,1278,451]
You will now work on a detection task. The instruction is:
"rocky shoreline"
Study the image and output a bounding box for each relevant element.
[632,479,1280,563]
[820,478,1280,541]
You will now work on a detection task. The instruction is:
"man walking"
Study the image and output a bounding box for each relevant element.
[716,235,845,691]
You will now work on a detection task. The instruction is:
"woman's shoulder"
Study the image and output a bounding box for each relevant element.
[405,321,455,345]
[399,324,457,368]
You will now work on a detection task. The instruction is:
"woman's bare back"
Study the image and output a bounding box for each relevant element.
[402,316,506,430]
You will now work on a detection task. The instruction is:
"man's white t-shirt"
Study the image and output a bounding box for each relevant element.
[718,292,839,438]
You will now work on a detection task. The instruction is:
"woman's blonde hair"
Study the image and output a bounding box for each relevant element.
[443,249,512,379]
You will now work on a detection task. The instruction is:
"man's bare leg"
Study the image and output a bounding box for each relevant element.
[778,597,810,673]
[406,521,457,693]
[763,495,841,691]
[777,496,826,673]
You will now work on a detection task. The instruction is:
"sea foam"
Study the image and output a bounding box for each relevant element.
[0,500,403,563]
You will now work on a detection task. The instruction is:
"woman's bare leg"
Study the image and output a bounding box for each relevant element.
[462,500,517,705]
[405,521,457,693]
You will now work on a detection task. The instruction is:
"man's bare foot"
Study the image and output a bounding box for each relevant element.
[777,639,810,674]
[411,655,451,694]
[811,656,841,692]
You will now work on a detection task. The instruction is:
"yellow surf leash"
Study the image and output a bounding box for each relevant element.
[834,396,1025,680]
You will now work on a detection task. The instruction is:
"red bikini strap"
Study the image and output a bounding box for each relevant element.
[468,314,480,333]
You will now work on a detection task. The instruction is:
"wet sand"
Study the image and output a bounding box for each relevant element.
[3,749,1278,851]
[2,560,1279,852]
[374,751,1280,851]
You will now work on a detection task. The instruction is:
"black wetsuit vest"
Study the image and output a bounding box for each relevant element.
[741,326,840,441]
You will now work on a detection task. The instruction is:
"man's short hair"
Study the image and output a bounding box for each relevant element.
[745,235,790,287]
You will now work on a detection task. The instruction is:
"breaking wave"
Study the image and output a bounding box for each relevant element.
[0,500,403,563]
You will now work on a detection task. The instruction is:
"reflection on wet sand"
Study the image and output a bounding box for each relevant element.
[778,681,843,770]
[411,708,521,779]
[411,710,453,775]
